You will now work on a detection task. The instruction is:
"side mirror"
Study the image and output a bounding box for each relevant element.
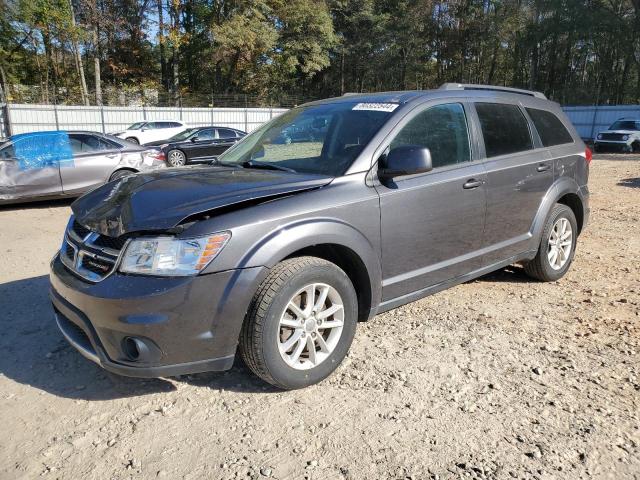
[379,146,433,178]
[191,136,199,142]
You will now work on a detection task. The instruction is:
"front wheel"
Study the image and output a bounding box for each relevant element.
[167,149,187,167]
[524,203,578,282]
[240,257,358,389]
[125,137,139,144]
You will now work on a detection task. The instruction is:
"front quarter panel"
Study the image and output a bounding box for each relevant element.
[183,173,384,313]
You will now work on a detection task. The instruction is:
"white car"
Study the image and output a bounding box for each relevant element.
[114,120,189,145]
[594,118,640,153]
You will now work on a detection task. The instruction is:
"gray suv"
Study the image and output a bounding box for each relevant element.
[50,84,590,389]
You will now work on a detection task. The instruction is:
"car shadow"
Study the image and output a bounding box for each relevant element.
[617,177,640,189]
[0,275,273,400]
[477,264,533,284]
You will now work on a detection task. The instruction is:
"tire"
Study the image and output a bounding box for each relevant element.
[167,149,187,167]
[524,203,578,282]
[125,137,139,144]
[109,169,135,182]
[240,256,358,390]
[632,141,640,153]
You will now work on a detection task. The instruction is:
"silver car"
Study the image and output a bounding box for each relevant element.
[0,130,166,205]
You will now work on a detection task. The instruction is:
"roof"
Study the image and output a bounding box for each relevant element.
[304,83,553,108]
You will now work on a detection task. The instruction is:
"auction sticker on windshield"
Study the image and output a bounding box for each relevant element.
[352,103,399,112]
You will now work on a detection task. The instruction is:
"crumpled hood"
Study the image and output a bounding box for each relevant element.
[72,167,333,237]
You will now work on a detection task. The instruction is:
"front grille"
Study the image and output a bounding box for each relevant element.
[91,235,128,251]
[62,219,127,282]
[80,255,114,276]
[72,221,91,239]
[600,133,624,141]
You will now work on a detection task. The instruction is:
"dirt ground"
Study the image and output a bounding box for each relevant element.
[0,154,638,480]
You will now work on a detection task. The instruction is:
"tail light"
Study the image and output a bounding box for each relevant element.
[585,147,592,165]
[145,150,166,162]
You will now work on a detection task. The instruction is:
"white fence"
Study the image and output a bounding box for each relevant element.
[563,105,640,141]
[2,104,289,136]
[2,102,639,141]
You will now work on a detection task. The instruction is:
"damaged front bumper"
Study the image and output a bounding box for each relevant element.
[49,253,268,378]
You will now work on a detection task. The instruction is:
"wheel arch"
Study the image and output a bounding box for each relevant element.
[531,177,586,245]
[232,219,382,322]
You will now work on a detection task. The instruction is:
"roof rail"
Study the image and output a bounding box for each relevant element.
[439,83,547,99]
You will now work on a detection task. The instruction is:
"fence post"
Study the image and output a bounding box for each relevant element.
[142,105,147,120]
[589,106,598,141]
[3,103,12,136]
[244,94,248,132]
[53,103,60,130]
[100,106,106,133]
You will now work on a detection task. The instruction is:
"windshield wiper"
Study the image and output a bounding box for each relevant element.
[242,160,297,173]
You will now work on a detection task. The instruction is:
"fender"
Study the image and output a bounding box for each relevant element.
[529,176,583,255]
[235,217,383,315]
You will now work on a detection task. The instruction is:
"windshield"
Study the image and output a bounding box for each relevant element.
[609,120,640,131]
[218,101,396,176]
[127,122,146,130]
[168,128,198,141]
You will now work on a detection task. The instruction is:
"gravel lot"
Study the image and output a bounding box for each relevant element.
[0,155,638,480]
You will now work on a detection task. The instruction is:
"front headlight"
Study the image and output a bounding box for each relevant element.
[622,135,629,141]
[120,232,231,276]
[597,133,603,140]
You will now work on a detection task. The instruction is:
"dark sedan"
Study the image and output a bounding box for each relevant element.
[144,126,246,166]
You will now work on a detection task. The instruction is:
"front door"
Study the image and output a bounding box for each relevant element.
[187,128,217,159]
[376,102,487,302]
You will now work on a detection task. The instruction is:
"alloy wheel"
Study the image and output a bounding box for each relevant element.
[277,283,344,370]
[168,150,186,167]
[547,217,572,270]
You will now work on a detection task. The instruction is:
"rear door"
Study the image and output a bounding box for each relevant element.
[60,134,123,194]
[473,102,554,265]
[207,128,240,157]
[0,133,66,201]
[376,101,487,301]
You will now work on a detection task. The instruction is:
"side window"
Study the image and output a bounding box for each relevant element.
[390,103,471,168]
[476,103,533,157]
[0,143,15,160]
[68,134,115,154]
[217,128,238,139]
[170,122,182,128]
[196,129,215,141]
[145,122,158,129]
[525,108,573,147]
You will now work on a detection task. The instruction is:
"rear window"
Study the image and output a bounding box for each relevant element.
[526,108,573,147]
[476,103,533,157]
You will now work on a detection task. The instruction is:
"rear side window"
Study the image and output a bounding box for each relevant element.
[526,108,573,146]
[217,128,238,139]
[390,103,471,168]
[476,103,533,157]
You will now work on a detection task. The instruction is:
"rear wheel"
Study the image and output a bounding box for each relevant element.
[167,149,187,167]
[125,137,139,144]
[240,256,358,389]
[524,203,577,282]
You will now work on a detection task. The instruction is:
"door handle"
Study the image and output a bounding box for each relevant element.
[106,153,119,159]
[537,163,551,172]
[463,179,482,189]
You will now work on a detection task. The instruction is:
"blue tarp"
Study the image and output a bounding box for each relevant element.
[12,131,74,170]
